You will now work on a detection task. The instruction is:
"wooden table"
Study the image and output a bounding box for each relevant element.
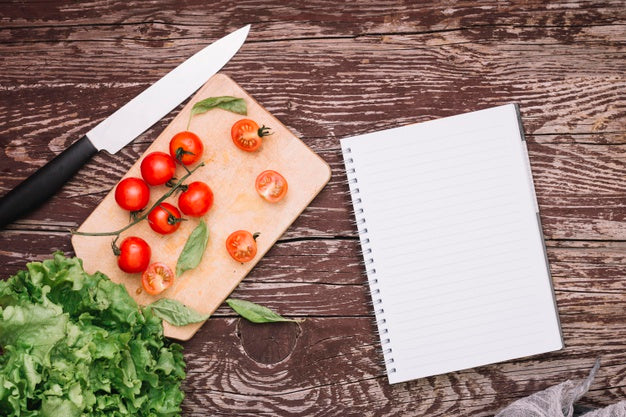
[1,1,624,415]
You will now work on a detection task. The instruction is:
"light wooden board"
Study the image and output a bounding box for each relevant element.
[72,74,331,340]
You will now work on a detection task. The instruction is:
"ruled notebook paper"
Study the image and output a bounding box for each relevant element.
[341,104,563,384]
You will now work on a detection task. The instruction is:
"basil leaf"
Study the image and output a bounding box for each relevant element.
[176,220,209,276]
[148,298,210,326]
[190,96,247,117]
[226,298,301,323]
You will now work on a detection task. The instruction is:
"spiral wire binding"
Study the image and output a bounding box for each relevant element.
[342,146,396,375]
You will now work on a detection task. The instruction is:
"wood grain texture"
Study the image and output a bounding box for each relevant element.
[0,1,624,415]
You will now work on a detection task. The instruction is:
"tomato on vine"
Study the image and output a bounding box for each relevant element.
[178,181,213,217]
[117,236,151,273]
[115,177,150,212]
[148,202,183,235]
[170,131,204,165]
[141,152,176,186]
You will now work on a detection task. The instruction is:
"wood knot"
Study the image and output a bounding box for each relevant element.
[237,319,300,365]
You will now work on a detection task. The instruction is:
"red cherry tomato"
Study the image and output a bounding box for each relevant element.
[230,119,271,152]
[169,131,204,165]
[117,236,151,273]
[147,202,182,235]
[178,181,214,217]
[140,152,176,186]
[225,230,258,263]
[141,262,175,295]
[255,170,288,203]
[114,177,150,212]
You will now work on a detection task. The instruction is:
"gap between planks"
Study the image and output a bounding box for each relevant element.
[1,22,624,45]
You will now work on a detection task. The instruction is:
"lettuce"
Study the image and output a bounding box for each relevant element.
[0,253,186,416]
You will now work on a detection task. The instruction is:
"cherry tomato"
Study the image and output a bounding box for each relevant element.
[117,236,151,273]
[178,181,214,217]
[114,177,150,212]
[169,131,204,165]
[148,202,182,235]
[140,152,176,186]
[255,170,288,203]
[142,262,174,295]
[230,119,271,152]
[225,230,258,263]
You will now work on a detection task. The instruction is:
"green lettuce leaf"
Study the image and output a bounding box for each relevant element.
[0,252,186,417]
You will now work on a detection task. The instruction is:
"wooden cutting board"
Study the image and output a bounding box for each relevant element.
[72,74,331,340]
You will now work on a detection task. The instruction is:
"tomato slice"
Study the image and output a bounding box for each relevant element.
[225,230,258,263]
[255,170,288,203]
[231,119,271,152]
[142,262,174,295]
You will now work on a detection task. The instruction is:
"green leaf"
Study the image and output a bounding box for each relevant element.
[148,298,209,327]
[226,298,301,324]
[176,220,209,276]
[0,253,186,416]
[190,96,247,117]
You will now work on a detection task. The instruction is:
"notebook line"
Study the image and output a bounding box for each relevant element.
[390,290,542,328]
[364,197,520,226]
[387,279,536,311]
[353,122,509,156]
[378,235,527,270]
[372,210,525,242]
[361,160,514,193]
[394,307,546,341]
[378,233,526,264]
[357,144,510,182]
[380,262,529,297]
[400,328,551,368]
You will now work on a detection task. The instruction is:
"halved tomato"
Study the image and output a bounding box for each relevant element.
[141,262,174,295]
[230,119,271,152]
[255,170,288,203]
[225,230,258,263]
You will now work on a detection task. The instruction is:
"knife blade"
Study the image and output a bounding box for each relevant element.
[0,25,250,230]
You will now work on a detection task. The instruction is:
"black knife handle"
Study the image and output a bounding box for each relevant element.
[0,135,98,229]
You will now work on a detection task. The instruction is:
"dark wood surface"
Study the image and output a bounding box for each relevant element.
[1,1,624,415]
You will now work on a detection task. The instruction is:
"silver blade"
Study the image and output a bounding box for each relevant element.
[86,25,250,153]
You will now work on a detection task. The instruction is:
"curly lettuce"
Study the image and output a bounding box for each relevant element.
[0,253,186,417]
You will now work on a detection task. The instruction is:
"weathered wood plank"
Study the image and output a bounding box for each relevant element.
[1,236,623,412]
[1,234,623,308]
[1,0,623,40]
[1,26,624,134]
[177,307,626,416]
[0,139,623,241]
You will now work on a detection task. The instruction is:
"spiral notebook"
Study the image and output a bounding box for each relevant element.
[341,104,563,384]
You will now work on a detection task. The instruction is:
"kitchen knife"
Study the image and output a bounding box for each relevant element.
[0,25,250,230]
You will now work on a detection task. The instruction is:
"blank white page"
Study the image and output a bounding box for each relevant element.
[341,104,563,384]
